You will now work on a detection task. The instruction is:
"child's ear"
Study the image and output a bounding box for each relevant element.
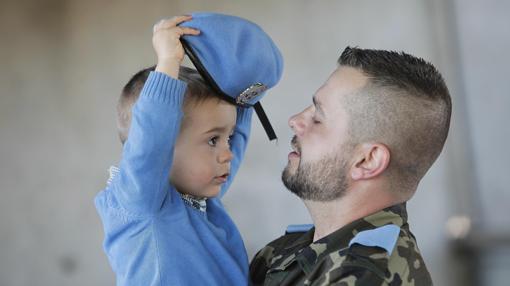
[350,143,390,181]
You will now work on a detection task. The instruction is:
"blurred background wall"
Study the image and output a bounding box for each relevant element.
[1,0,509,285]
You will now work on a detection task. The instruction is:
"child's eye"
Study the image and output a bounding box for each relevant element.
[208,136,218,146]
[312,117,321,124]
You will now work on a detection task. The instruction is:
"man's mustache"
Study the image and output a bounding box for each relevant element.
[291,136,301,154]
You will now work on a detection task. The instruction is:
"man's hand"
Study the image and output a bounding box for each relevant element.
[152,15,200,79]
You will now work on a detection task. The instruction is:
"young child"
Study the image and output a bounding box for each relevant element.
[95,15,281,285]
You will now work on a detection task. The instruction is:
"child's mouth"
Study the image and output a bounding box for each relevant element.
[214,174,229,183]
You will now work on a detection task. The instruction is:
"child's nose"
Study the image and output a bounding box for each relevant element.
[218,148,233,164]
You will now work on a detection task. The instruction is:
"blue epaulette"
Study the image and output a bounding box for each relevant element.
[349,224,401,254]
[286,224,314,234]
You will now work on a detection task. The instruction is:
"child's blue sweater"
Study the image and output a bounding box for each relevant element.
[95,72,252,285]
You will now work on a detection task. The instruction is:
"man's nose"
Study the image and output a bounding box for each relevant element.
[218,148,234,164]
[289,111,306,135]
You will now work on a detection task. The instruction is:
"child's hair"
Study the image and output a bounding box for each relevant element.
[117,65,222,144]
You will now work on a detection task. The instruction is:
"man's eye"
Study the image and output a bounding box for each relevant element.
[208,136,218,146]
[312,117,321,124]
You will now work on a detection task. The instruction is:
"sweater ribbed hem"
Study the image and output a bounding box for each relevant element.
[140,71,186,105]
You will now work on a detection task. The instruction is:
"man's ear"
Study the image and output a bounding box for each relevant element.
[350,143,390,181]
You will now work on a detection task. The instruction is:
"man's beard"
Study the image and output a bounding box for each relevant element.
[282,153,349,202]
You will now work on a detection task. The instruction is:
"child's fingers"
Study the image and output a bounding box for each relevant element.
[153,26,200,38]
[157,15,192,29]
[177,26,200,36]
[153,17,200,36]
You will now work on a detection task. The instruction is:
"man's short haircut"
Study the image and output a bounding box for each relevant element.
[337,47,452,191]
[117,65,221,144]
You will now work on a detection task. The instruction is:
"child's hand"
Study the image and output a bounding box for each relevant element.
[152,15,200,79]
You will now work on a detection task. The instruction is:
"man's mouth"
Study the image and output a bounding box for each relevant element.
[289,136,301,159]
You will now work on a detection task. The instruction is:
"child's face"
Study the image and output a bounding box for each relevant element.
[170,98,237,198]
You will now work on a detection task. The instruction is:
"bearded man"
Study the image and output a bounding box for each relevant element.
[250,47,451,286]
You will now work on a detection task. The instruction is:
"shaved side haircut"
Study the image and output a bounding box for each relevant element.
[338,47,452,192]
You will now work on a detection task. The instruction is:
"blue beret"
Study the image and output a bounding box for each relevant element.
[180,12,283,106]
[179,12,284,140]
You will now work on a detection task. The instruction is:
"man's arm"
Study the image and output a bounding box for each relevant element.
[219,106,253,197]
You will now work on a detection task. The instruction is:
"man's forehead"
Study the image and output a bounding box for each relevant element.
[318,66,367,100]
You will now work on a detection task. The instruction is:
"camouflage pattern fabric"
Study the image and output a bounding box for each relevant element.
[250,203,432,285]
